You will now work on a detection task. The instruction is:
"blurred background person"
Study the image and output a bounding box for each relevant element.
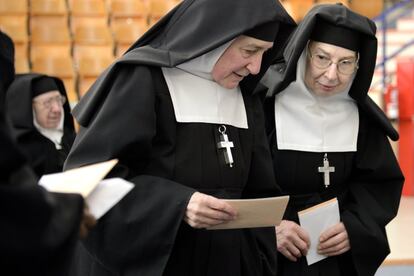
[6,74,76,177]
[0,30,95,276]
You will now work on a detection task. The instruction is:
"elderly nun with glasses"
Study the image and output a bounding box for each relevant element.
[6,74,76,177]
[262,4,403,276]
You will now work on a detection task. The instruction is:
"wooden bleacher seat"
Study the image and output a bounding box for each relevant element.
[30,15,69,34]
[71,16,109,33]
[74,45,114,62]
[0,24,28,45]
[0,16,29,68]
[314,0,349,7]
[111,17,147,36]
[0,17,28,45]
[73,24,113,45]
[14,43,29,59]
[0,14,28,39]
[29,10,72,62]
[63,78,78,104]
[350,0,383,19]
[70,0,107,16]
[0,0,28,15]
[30,0,68,16]
[112,19,147,44]
[30,44,72,61]
[112,20,147,56]
[30,18,72,61]
[148,0,177,26]
[111,0,149,20]
[32,56,75,78]
[78,56,114,97]
[116,44,131,57]
[29,13,69,51]
[31,24,71,44]
[78,55,113,78]
[78,77,96,98]
[31,56,78,103]
[15,57,30,73]
[73,25,114,63]
[280,0,313,22]
[70,0,108,31]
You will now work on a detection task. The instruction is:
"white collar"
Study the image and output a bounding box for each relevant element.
[274,49,359,152]
[33,111,64,150]
[161,40,248,129]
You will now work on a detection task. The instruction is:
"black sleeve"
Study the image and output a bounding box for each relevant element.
[64,65,195,274]
[0,166,83,275]
[340,117,404,276]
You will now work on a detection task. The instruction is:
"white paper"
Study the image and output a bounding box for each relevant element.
[298,198,340,265]
[39,159,118,197]
[38,159,135,219]
[86,178,134,219]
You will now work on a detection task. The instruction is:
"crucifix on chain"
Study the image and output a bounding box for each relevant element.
[318,153,335,188]
[217,125,234,168]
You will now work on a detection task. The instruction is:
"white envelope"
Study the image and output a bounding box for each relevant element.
[298,198,340,265]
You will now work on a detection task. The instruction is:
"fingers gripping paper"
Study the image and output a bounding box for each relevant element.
[298,198,340,265]
[208,196,289,230]
[39,159,134,219]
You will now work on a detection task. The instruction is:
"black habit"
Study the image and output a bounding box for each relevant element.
[262,4,404,276]
[6,74,76,177]
[64,0,296,275]
[0,31,84,276]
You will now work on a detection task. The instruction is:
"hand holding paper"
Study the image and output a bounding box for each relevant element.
[79,204,97,239]
[184,192,238,229]
[39,159,134,219]
[207,195,289,230]
[298,198,340,265]
[318,222,350,256]
[276,220,310,262]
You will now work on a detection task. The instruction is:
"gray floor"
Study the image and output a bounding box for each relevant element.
[376,265,414,276]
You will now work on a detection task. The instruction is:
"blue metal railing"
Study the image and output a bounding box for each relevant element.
[372,0,413,23]
[372,0,414,91]
[376,38,414,69]
[371,38,414,90]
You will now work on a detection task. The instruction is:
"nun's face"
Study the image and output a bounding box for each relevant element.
[212,35,273,89]
[33,91,64,129]
[305,41,358,96]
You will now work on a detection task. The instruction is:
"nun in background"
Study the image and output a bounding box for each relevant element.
[262,4,403,276]
[6,74,76,177]
[0,30,95,276]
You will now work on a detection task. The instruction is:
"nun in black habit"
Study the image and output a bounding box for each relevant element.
[63,0,296,275]
[261,4,404,276]
[6,74,76,177]
[0,30,95,275]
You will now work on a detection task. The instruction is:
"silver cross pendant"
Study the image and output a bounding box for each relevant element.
[318,153,335,188]
[217,125,234,168]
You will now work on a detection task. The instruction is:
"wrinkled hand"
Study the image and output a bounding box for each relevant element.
[275,220,310,262]
[318,222,350,256]
[79,204,96,239]
[184,192,237,229]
